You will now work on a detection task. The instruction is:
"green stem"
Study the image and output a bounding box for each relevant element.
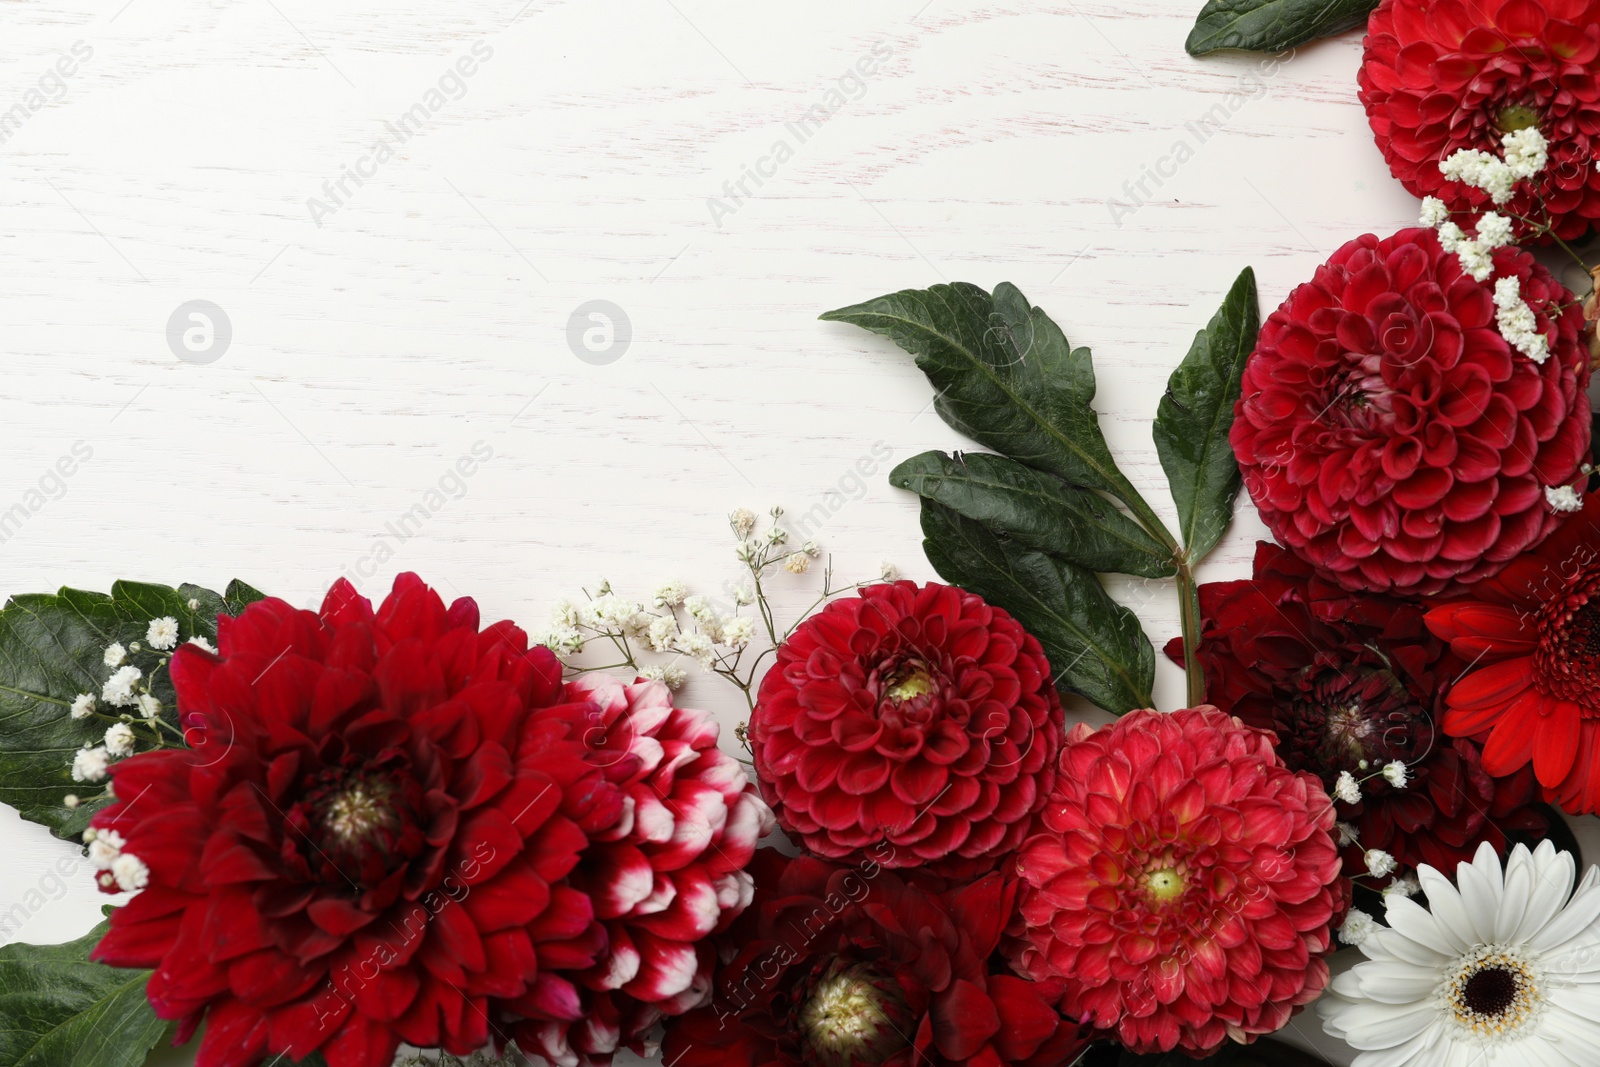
[1176,557,1206,709]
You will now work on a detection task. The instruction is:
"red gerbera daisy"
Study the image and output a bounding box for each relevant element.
[1360,0,1600,240]
[85,575,755,1067]
[1166,541,1545,876]
[1232,227,1591,595]
[1428,493,1600,812]
[1007,708,1346,1056]
[661,849,1090,1067]
[751,581,1062,875]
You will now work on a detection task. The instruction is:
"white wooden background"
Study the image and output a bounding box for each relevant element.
[5,2,1599,1063]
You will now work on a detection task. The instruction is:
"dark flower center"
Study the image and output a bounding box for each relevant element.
[796,960,911,1067]
[1280,665,1428,786]
[286,749,426,888]
[1462,966,1518,1016]
[1535,564,1600,705]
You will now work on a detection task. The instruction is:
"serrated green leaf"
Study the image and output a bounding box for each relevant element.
[891,451,1176,578]
[918,501,1154,714]
[1186,0,1376,55]
[822,283,1174,549]
[1152,268,1260,565]
[0,580,261,840]
[0,921,165,1067]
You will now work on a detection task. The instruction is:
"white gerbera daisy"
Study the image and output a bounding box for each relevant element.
[1320,839,1600,1066]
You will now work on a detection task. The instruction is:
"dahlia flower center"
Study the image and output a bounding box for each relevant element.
[1495,104,1541,134]
[1439,944,1545,1043]
[797,961,910,1067]
[1535,571,1600,703]
[1283,667,1425,780]
[1143,866,1187,904]
[321,779,399,846]
[883,665,934,704]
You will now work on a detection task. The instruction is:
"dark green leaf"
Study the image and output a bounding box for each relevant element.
[822,284,1167,539]
[918,501,1154,714]
[0,920,165,1067]
[891,451,1176,578]
[1186,0,1376,55]
[0,580,262,840]
[1152,267,1260,564]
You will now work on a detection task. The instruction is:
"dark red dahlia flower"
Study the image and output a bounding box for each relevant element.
[1233,227,1591,596]
[661,849,1090,1067]
[751,581,1062,875]
[1164,541,1545,876]
[508,675,774,1067]
[1428,493,1600,812]
[86,575,704,1067]
[1007,708,1346,1056]
[1360,0,1600,240]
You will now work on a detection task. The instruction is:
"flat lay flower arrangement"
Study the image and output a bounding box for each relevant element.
[6,4,1600,1067]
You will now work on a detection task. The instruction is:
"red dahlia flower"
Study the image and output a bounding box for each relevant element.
[751,581,1062,875]
[509,675,774,1067]
[1428,493,1600,812]
[1165,541,1544,876]
[1007,708,1346,1056]
[1232,227,1591,595]
[86,575,760,1067]
[1360,0,1600,240]
[661,849,1090,1067]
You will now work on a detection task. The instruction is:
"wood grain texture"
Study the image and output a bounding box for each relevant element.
[3,2,1598,1064]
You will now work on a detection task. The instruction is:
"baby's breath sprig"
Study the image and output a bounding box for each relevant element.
[65,613,213,807]
[533,506,894,750]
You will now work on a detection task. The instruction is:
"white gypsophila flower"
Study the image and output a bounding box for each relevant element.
[590,595,643,630]
[1502,126,1549,180]
[1383,760,1409,788]
[535,627,585,655]
[1365,849,1399,879]
[880,561,899,582]
[1436,221,1466,253]
[646,614,680,653]
[88,828,125,870]
[1476,212,1514,249]
[1419,196,1451,227]
[1456,240,1495,282]
[652,580,688,608]
[101,665,142,708]
[662,664,688,690]
[1441,148,1516,203]
[801,539,819,557]
[784,552,812,575]
[765,526,788,546]
[1337,821,1361,847]
[1339,909,1377,947]
[187,635,216,653]
[720,616,756,649]
[684,595,714,621]
[1335,770,1362,805]
[1321,841,1600,1067]
[70,694,95,720]
[103,722,136,759]
[550,598,580,629]
[732,582,754,606]
[675,631,717,668]
[63,794,79,809]
[110,852,149,892]
[1384,874,1422,902]
[137,694,161,720]
[186,598,199,612]
[72,746,110,783]
[1493,274,1552,363]
[145,616,179,651]
[638,664,667,684]
[1546,485,1584,513]
[103,642,126,668]
[734,539,757,563]
[729,507,757,538]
